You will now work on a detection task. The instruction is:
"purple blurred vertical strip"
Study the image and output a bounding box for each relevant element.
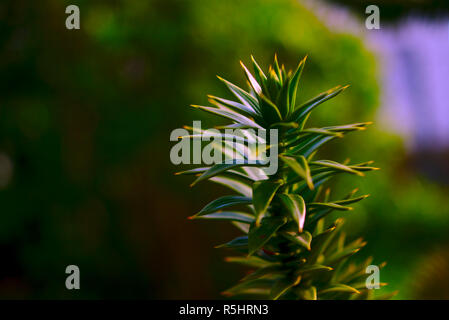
[373,17,449,151]
[302,0,449,151]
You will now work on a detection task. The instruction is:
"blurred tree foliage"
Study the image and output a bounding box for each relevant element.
[0,0,447,299]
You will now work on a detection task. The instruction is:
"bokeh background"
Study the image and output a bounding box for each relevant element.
[0,0,448,299]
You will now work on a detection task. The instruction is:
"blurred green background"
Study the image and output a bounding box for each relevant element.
[0,0,448,299]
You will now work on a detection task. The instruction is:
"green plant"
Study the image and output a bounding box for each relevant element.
[178,55,391,300]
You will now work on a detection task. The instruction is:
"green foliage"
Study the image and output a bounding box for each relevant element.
[179,56,391,300]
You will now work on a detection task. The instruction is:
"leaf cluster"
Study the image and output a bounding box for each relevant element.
[178,55,392,300]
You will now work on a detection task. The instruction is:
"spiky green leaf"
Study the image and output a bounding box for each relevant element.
[252,180,283,224]
[270,275,302,300]
[192,211,255,224]
[195,195,252,216]
[280,155,314,190]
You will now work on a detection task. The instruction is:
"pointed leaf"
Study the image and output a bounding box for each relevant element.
[290,85,348,123]
[240,61,262,94]
[335,195,369,206]
[266,68,281,98]
[270,275,301,300]
[243,264,283,281]
[273,54,283,84]
[298,264,333,274]
[175,167,210,176]
[319,284,360,295]
[278,194,307,232]
[194,195,252,216]
[179,133,247,144]
[251,55,267,83]
[215,236,248,249]
[280,155,314,190]
[252,180,283,224]
[300,127,343,137]
[192,161,264,186]
[231,221,250,233]
[217,76,260,114]
[308,202,353,211]
[326,246,365,265]
[208,95,259,118]
[276,78,290,117]
[224,256,269,268]
[282,231,312,250]
[209,176,252,197]
[288,56,306,112]
[323,122,371,133]
[311,160,364,176]
[270,122,299,129]
[293,135,337,158]
[192,211,255,224]
[192,105,262,129]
